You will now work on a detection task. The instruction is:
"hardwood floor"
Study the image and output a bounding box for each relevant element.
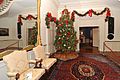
[80,46,120,66]
[80,47,99,54]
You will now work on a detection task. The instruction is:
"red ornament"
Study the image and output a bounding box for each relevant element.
[67,32,70,35]
[57,41,61,44]
[62,10,64,14]
[65,20,68,25]
[88,9,93,17]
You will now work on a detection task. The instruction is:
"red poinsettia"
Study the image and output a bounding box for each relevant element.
[106,8,111,17]
[47,12,52,17]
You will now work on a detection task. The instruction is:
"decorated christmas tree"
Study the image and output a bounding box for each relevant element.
[54,9,78,53]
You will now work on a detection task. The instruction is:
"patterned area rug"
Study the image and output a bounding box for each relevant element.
[72,61,104,80]
[48,54,120,80]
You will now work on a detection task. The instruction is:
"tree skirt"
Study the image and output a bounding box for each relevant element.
[53,52,78,61]
[48,55,120,80]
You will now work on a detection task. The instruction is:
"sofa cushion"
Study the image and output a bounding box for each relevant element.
[3,50,29,74]
[33,45,46,59]
[42,58,57,70]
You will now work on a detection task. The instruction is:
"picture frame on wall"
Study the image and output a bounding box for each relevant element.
[0,28,9,36]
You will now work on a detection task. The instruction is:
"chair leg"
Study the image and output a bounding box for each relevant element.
[15,73,20,80]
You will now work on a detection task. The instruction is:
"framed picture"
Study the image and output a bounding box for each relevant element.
[0,28,9,36]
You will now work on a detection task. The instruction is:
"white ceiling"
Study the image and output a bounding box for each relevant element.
[1,0,120,17]
[58,0,120,7]
[58,0,120,4]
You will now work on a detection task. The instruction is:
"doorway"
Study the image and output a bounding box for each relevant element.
[79,27,99,51]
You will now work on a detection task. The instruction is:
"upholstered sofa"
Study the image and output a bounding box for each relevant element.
[3,50,45,80]
[30,45,57,70]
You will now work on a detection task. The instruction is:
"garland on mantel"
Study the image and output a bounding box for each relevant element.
[45,7,111,28]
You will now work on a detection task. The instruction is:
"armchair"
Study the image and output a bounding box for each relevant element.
[3,50,45,80]
[31,45,57,70]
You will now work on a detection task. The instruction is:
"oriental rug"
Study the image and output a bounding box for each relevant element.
[48,53,120,80]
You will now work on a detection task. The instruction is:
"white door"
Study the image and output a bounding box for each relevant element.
[93,28,99,47]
